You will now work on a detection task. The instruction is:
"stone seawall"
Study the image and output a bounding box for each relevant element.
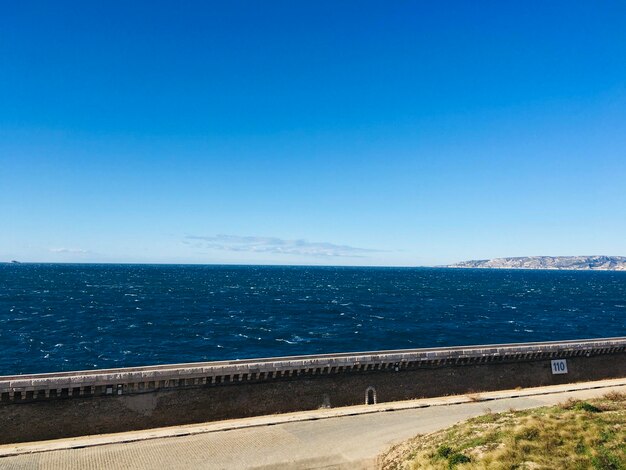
[1,337,625,444]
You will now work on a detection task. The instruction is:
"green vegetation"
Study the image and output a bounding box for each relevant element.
[380,392,626,470]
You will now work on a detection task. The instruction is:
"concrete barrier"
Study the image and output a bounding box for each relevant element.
[1,337,625,443]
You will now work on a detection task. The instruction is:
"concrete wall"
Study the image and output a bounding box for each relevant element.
[1,338,625,444]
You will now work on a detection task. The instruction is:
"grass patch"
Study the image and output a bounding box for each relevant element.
[467,393,484,403]
[379,392,626,470]
[560,398,603,413]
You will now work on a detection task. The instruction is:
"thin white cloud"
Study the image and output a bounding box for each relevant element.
[49,248,89,254]
[185,235,380,258]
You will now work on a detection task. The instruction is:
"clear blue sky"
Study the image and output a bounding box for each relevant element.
[1,1,625,266]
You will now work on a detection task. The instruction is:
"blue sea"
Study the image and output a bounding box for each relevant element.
[1,264,625,375]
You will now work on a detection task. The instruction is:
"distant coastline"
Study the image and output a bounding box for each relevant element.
[445,256,626,271]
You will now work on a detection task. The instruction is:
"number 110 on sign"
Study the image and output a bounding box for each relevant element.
[551,359,568,374]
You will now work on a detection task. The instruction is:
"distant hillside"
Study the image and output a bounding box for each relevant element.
[446,256,626,271]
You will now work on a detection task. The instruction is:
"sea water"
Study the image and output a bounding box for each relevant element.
[1,264,625,375]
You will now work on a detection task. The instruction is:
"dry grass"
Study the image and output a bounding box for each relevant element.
[379,392,626,470]
[467,393,484,403]
[604,391,626,403]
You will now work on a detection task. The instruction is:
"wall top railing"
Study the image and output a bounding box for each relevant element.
[2,337,625,394]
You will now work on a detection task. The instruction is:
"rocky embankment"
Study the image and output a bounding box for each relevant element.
[447,256,626,271]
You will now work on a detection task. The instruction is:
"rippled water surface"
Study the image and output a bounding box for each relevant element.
[1,264,625,375]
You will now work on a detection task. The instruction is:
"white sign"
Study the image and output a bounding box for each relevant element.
[551,359,568,375]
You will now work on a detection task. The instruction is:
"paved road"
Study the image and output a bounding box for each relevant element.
[1,381,625,469]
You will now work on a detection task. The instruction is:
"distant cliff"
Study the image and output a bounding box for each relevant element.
[446,256,626,271]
